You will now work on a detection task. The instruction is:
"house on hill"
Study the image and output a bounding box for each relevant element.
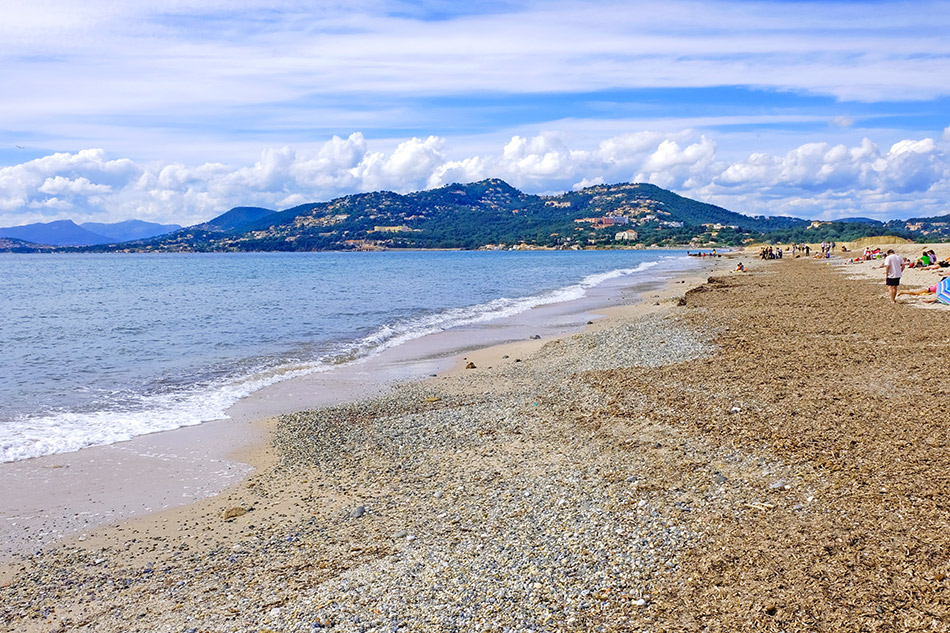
[615,230,639,241]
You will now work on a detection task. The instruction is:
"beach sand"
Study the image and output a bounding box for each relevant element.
[835,242,950,308]
[3,250,949,632]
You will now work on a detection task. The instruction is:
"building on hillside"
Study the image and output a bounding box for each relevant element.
[344,239,384,251]
[574,216,630,228]
[373,225,411,233]
[615,230,639,241]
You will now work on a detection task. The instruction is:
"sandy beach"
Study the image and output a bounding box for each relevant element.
[3,248,950,632]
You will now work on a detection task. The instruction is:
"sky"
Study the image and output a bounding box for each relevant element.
[1,0,949,228]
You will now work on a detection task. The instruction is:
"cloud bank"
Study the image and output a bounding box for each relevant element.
[2,129,947,228]
[1,2,948,226]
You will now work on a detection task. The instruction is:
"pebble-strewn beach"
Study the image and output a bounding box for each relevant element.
[3,249,950,632]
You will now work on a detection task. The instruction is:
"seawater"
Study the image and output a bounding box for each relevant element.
[0,250,697,463]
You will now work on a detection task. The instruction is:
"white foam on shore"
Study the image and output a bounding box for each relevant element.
[347,261,660,360]
[1,258,676,463]
[0,363,327,463]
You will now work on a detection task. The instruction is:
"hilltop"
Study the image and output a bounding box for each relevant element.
[0,219,181,247]
[66,179,810,252]
[4,179,947,253]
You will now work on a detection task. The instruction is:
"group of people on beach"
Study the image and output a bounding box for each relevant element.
[741,242,947,306]
[686,249,720,258]
[758,246,783,260]
[910,249,948,269]
[860,247,885,261]
[882,248,950,304]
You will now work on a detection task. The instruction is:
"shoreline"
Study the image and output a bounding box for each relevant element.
[0,252,723,564]
[3,247,950,630]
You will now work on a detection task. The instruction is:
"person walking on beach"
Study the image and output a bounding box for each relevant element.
[884,249,906,303]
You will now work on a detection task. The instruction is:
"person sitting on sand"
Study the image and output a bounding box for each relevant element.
[914,251,932,268]
[735,262,747,272]
[918,257,950,271]
[901,284,938,296]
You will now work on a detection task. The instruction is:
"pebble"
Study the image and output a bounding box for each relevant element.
[2,309,717,632]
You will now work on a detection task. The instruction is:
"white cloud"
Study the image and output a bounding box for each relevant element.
[1,127,948,228]
[497,133,579,185]
[596,132,666,165]
[717,136,946,198]
[427,157,490,189]
[879,138,942,194]
[2,0,950,166]
[355,136,446,192]
[38,176,112,196]
[573,176,605,190]
[636,136,718,189]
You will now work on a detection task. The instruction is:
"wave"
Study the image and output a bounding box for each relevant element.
[342,260,660,360]
[0,260,664,463]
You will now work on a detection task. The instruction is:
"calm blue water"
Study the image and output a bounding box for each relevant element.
[0,250,695,462]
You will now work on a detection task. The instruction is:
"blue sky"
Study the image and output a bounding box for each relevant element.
[1,0,948,227]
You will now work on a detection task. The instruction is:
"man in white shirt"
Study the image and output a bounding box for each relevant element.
[883,249,905,303]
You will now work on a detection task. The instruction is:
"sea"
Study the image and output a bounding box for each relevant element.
[0,249,701,464]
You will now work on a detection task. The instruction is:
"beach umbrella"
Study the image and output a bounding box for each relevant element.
[937,277,950,305]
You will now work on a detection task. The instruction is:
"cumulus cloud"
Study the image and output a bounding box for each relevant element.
[713,135,950,218]
[718,136,946,196]
[635,136,718,189]
[37,176,110,196]
[573,176,605,190]
[1,128,948,228]
[0,149,139,219]
[494,134,581,186]
[355,136,446,192]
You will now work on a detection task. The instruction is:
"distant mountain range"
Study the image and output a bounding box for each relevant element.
[1,180,947,253]
[0,219,182,247]
[70,179,817,252]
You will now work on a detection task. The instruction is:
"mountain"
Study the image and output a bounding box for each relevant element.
[29,179,950,253]
[0,220,114,246]
[194,206,278,232]
[73,179,802,252]
[0,236,55,252]
[80,220,181,242]
[0,219,182,247]
[834,217,884,225]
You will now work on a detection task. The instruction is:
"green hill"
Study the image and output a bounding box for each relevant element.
[44,179,950,253]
